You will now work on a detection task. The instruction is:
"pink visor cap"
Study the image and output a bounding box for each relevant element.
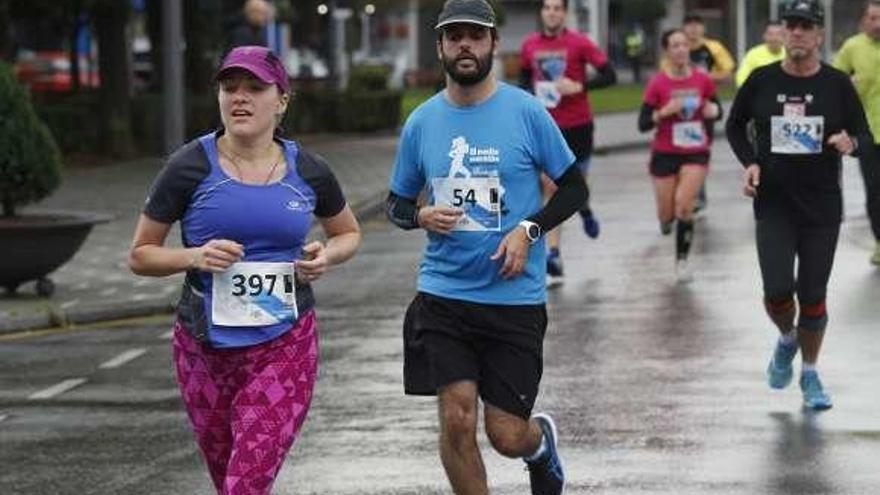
[215,46,290,94]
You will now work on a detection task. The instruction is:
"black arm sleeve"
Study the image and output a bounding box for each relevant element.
[526,165,587,233]
[841,75,873,159]
[519,67,534,93]
[725,77,758,167]
[709,96,724,122]
[638,103,656,133]
[587,63,617,90]
[386,191,420,230]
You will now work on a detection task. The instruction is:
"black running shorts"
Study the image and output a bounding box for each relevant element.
[560,122,594,163]
[403,292,547,419]
[649,151,710,178]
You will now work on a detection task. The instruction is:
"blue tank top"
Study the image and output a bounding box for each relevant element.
[144,131,347,348]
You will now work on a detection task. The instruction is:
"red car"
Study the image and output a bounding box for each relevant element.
[13,50,100,92]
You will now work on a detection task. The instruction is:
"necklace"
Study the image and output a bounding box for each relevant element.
[218,141,281,185]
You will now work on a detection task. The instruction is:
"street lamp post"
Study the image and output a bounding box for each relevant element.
[332,1,352,90]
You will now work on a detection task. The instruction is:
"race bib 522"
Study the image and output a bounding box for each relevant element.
[771,115,824,154]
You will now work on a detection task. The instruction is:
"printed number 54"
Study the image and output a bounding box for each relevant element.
[452,188,477,207]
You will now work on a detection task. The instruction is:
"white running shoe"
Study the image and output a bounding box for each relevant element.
[676,258,693,284]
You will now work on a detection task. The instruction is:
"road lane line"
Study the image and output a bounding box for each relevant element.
[28,378,88,400]
[60,299,80,310]
[159,329,174,340]
[99,348,148,369]
[0,414,9,423]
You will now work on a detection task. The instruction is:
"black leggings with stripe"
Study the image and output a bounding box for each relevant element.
[756,207,839,331]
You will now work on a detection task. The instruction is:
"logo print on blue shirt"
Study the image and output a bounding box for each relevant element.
[446,136,508,216]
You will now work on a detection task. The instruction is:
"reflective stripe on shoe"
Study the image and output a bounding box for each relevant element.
[526,413,565,495]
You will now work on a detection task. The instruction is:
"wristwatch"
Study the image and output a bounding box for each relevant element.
[518,220,542,244]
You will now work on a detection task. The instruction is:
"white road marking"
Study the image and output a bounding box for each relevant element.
[0,414,9,423]
[28,378,88,400]
[99,348,148,369]
[60,299,80,310]
[159,329,174,340]
[99,287,118,297]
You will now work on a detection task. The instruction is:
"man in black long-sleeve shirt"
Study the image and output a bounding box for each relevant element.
[726,0,873,412]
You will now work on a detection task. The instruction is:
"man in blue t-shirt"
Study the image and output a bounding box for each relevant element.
[385,1,586,493]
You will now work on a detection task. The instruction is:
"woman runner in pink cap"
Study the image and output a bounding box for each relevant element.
[129,45,361,494]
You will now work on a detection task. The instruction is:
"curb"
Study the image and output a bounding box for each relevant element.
[0,296,176,337]
[0,135,730,337]
[0,192,390,337]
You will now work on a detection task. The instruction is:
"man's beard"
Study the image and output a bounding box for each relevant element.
[443,51,493,86]
[787,46,810,61]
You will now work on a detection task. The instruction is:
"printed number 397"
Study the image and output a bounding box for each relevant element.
[231,274,293,297]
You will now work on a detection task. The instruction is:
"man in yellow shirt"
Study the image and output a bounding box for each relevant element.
[683,14,736,84]
[735,21,785,87]
[834,0,880,265]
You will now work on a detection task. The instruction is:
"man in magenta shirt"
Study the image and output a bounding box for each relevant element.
[520,0,616,286]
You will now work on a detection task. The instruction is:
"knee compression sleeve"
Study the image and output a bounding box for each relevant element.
[764,297,796,333]
[798,301,828,332]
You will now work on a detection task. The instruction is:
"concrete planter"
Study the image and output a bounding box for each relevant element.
[0,212,110,296]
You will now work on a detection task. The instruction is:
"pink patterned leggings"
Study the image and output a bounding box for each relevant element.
[173,311,318,495]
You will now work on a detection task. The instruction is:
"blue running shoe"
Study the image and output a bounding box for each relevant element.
[526,413,564,495]
[767,340,798,389]
[800,370,833,411]
[546,251,564,288]
[580,210,600,239]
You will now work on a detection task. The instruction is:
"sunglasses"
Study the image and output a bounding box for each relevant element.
[784,18,817,30]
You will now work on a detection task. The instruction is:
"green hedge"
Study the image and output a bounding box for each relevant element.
[32,92,102,154]
[33,89,403,156]
[285,90,402,133]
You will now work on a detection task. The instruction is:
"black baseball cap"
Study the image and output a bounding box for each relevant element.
[781,0,825,25]
[435,0,496,30]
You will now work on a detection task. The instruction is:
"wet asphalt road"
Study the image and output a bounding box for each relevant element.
[2,143,880,494]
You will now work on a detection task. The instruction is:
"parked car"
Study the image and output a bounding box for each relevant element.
[13,50,100,92]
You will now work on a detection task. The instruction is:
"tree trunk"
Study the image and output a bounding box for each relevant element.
[92,0,134,156]
[68,0,84,93]
[2,198,14,218]
[0,0,10,62]
[184,0,221,95]
[145,0,162,92]
[69,30,80,93]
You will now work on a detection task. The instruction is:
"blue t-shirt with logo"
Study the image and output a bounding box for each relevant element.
[390,82,575,305]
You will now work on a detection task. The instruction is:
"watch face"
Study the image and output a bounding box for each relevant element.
[528,224,541,239]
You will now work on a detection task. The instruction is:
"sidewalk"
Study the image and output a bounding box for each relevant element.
[0,110,658,334]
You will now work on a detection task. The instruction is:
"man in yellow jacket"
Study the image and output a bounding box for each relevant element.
[735,21,785,87]
[834,0,880,265]
[683,14,735,84]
